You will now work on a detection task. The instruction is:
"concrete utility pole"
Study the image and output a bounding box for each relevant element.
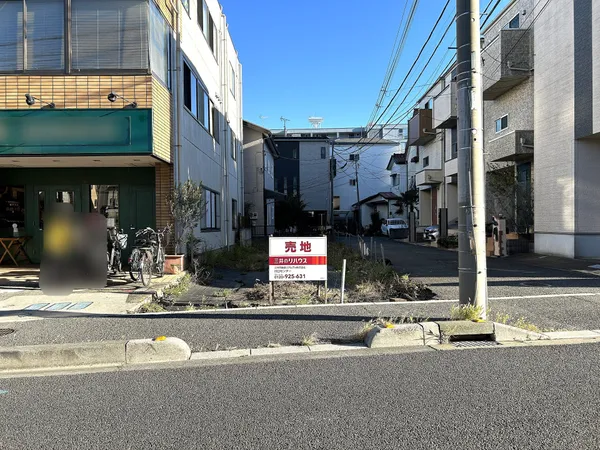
[456,0,488,318]
[354,159,362,233]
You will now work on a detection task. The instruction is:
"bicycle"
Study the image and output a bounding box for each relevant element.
[107,227,128,275]
[128,225,171,287]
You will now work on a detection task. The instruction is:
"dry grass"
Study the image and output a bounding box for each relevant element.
[301,333,320,346]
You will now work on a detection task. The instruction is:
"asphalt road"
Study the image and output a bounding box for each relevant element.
[2,238,600,351]
[1,344,599,449]
[346,235,600,300]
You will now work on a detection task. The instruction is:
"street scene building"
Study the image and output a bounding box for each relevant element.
[407,63,459,230]
[0,0,243,261]
[242,120,280,237]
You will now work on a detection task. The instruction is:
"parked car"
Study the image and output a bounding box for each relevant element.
[381,218,409,239]
[423,225,439,241]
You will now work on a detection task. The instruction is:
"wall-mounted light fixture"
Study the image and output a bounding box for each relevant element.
[107,92,137,108]
[25,94,55,109]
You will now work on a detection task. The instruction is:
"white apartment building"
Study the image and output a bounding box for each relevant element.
[176,0,243,249]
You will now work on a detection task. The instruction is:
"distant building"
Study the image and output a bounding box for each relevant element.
[272,136,333,229]
[243,121,281,237]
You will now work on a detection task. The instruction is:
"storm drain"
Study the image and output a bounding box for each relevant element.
[0,329,15,337]
[452,340,501,348]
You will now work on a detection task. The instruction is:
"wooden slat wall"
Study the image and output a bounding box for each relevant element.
[0,75,153,110]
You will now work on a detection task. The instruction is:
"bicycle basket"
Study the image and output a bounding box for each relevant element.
[117,233,128,250]
[134,228,155,246]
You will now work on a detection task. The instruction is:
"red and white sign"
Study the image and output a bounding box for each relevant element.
[269,236,327,281]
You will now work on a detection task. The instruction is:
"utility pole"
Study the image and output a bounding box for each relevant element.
[456,0,488,318]
[354,159,362,233]
[280,116,290,136]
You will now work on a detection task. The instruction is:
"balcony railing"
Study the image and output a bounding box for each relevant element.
[407,109,435,146]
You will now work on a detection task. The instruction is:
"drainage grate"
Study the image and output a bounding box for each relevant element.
[0,329,15,337]
[452,340,501,348]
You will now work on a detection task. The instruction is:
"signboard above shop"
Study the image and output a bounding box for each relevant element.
[268,236,327,282]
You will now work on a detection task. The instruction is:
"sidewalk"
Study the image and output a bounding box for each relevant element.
[0,268,187,322]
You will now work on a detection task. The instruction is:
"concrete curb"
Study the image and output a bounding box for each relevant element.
[0,336,192,372]
[128,272,190,314]
[362,321,600,348]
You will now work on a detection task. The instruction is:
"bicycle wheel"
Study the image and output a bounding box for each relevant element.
[129,249,140,281]
[156,247,165,278]
[140,251,153,287]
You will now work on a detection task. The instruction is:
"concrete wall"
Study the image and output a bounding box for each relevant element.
[534,0,575,256]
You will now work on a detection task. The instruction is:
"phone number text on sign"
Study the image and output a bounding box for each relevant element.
[268,237,327,282]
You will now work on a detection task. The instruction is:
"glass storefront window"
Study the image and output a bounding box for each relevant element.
[90,185,119,229]
[0,186,25,234]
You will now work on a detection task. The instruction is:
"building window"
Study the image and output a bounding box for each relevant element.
[181,0,189,14]
[230,63,236,98]
[0,0,65,72]
[150,2,170,85]
[232,199,237,229]
[230,129,236,160]
[391,174,399,186]
[184,61,212,130]
[90,185,119,229]
[333,196,340,211]
[210,100,219,142]
[0,185,25,233]
[292,176,298,195]
[199,0,217,58]
[283,177,288,195]
[71,0,149,71]
[321,147,327,159]
[292,148,298,159]
[202,188,220,230]
[507,14,519,29]
[495,115,508,133]
[349,179,357,186]
[423,156,429,167]
[451,127,458,159]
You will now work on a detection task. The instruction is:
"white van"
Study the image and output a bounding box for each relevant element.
[381,218,409,238]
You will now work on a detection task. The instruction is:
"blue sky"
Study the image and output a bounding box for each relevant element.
[219,0,510,130]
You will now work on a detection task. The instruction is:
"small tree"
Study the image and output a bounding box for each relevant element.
[167,179,206,259]
[399,188,419,213]
[275,194,307,234]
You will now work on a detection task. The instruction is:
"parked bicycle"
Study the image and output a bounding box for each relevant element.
[128,224,171,287]
[107,227,128,275]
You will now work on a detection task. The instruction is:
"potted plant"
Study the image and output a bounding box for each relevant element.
[165,179,207,274]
